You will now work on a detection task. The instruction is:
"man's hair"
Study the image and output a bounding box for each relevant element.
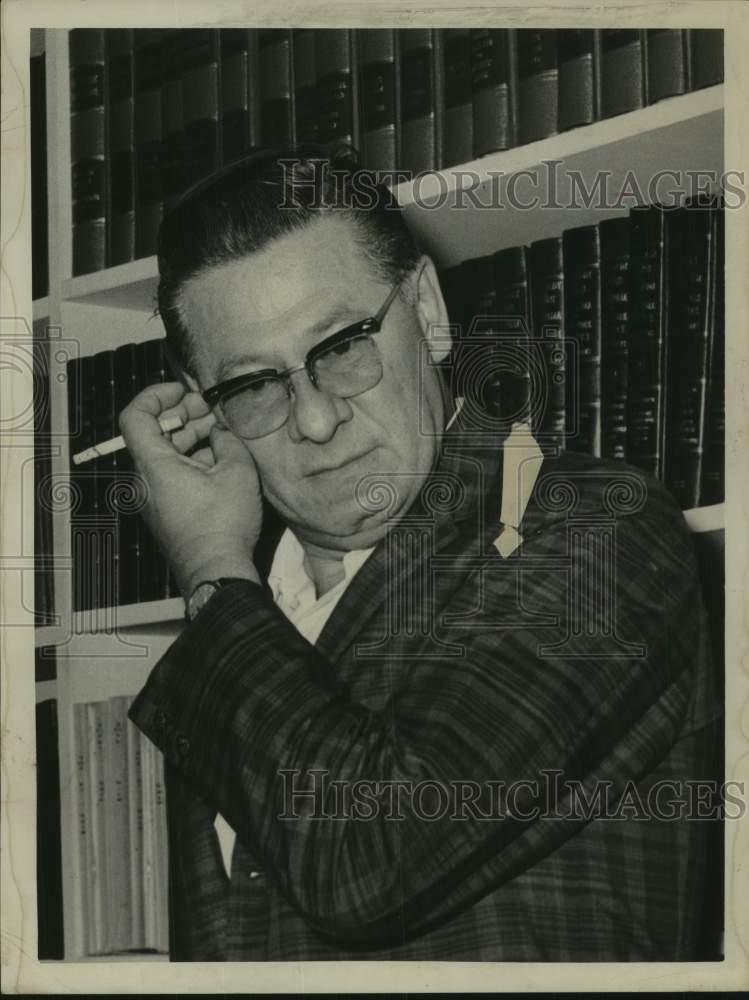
[157,144,423,378]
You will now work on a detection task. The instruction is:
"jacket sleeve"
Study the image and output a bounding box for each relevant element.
[128,480,712,949]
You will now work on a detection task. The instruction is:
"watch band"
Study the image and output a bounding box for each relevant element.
[185,577,257,622]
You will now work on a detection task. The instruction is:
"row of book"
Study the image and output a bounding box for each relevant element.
[439,196,725,510]
[67,339,179,612]
[73,694,168,956]
[69,27,724,275]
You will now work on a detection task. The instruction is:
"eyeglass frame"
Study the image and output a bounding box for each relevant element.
[201,279,403,420]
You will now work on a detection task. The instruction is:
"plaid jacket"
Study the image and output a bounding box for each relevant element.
[129,423,722,961]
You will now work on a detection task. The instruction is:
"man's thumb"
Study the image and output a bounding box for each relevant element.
[209,424,251,463]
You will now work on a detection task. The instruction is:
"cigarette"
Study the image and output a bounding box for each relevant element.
[72,414,185,465]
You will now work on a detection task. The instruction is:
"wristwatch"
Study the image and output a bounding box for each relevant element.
[185,577,254,622]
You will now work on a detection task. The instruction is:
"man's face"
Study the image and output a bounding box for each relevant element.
[178,214,451,551]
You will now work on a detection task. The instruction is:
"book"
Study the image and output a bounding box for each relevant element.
[563,224,602,456]
[92,350,119,611]
[73,703,94,953]
[69,29,107,275]
[690,29,724,89]
[31,52,49,298]
[258,29,293,145]
[702,205,725,505]
[86,701,109,952]
[470,29,517,159]
[293,29,318,145]
[315,30,358,148]
[68,353,101,613]
[530,236,566,450]
[219,29,261,164]
[152,751,170,953]
[664,201,719,509]
[558,29,601,131]
[626,203,670,479]
[36,698,64,960]
[358,29,399,174]
[107,30,136,266]
[160,30,187,216]
[126,709,146,949]
[493,245,533,425]
[140,735,159,949]
[182,29,221,186]
[134,29,164,259]
[113,343,142,605]
[32,329,55,626]
[600,29,646,118]
[105,696,132,952]
[442,28,473,168]
[517,29,558,145]
[599,216,631,462]
[647,29,690,105]
[400,29,443,175]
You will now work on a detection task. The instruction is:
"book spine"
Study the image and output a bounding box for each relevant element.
[107,30,136,266]
[442,28,473,168]
[31,52,49,297]
[112,343,141,605]
[92,350,119,611]
[134,29,164,259]
[36,698,64,959]
[357,29,398,174]
[105,695,132,952]
[125,706,146,949]
[219,30,258,163]
[664,201,717,509]
[86,701,109,953]
[701,205,725,505]
[470,29,518,159]
[153,753,170,953]
[599,216,631,462]
[140,735,158,949]
[647,29,690,104]
[517,29,558,144]
[68,354,102,613]
[69,29,107,276]
[160,30,187,216]
[600,29,646,118]
[73,703,94,954]
[258,29,293,145]
[690,29,724,89]
[292,29,319,145]
[33,330,54,625]
[493,245,533,425]
[315,29,358,148]
[530,236,566,450]
[182,29,221,185]
[557,28,600,131]
[400,29,443,175]
[563,225,602,456]
[626,203,669,479]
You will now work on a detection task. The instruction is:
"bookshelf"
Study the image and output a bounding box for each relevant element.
[32,26,725,963]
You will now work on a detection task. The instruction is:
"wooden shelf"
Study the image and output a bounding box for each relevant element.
[72,597,185,635]
[33,296,50,321]
[62,255,158,310]
[683,502,724,534]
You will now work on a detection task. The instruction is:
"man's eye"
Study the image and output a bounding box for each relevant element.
[329,339,355,357]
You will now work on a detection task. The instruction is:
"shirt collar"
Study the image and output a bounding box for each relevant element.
[267,527,375,607]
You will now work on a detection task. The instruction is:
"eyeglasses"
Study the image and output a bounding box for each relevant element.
[202,281,402,439]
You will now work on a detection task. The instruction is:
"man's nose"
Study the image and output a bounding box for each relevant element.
[285,369,353,443]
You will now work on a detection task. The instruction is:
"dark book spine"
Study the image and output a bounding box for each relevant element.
[626,203,669,479]
[458,254,500,421]
[517,29,558,144]
[69,29,107,275]
[293,29,318,145]
[220,30,260,164]
[442,28,472,167]
[315,30,358,148]
[31,53,49,298]
[647,29,690,105]
[690,29,724,89]
[530,236,566,450]
[258,29,293,145]
[36,698,64,960]
[493,245,532,425]
[33,329,55,625]
[470,29,517,157]
[563,224,602,456]
[107,30,136,266]
[182,29,221,185]
[701,206,724,505]
[357,29,398,174]
[134,29,164,259]
[600,29,646,118]
[664,201,718,509]
[68,354,100,612]
[400,29,443,175]
[599,216,631,462]
[92,351,119,610]
[113,343,141,605]
[160,30,187,216]
[558,28,601,131]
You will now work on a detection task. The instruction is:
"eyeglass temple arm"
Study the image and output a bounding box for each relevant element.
[374,281,402,325]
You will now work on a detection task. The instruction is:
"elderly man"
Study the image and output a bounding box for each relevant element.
[123,147,721,962]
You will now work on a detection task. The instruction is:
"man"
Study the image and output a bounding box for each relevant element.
[122,147,722,961]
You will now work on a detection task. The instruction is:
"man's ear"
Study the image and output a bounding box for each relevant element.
[412,256,453,364]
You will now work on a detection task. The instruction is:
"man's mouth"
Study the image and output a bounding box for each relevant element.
[307,447,376,477]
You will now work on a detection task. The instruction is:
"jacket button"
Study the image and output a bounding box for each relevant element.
[176,735,190,756]
[153,710,168,731]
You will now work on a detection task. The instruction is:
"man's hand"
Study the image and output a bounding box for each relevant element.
[119,382,262,598]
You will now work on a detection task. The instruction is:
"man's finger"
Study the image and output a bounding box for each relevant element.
[169,412,217,454]
[119,384,209,459]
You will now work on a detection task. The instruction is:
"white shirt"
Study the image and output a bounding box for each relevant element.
[213,529,375,876]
